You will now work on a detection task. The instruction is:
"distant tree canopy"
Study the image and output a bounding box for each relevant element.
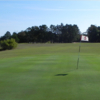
[0,23,86,43]
[87,25,100,42]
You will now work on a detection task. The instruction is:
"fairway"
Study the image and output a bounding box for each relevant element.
[0,43,100,100]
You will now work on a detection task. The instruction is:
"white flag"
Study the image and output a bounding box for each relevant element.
[81,35,89,41]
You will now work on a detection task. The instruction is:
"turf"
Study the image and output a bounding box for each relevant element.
[0,43,100,100]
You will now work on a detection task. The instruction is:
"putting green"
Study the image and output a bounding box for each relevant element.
[0,43,100,100]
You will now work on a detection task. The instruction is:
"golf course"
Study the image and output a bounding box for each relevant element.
[0,43,100,100]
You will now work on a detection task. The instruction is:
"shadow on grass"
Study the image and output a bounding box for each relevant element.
[55,69,78,76]
[55,74,68,76]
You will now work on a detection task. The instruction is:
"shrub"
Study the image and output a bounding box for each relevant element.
[46,41,51,43]
[0,38,17,50]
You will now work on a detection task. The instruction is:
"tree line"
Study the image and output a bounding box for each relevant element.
[87,25,100,42]
[0,23,81,43]
[0,24,100,43]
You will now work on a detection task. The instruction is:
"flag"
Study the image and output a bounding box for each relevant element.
[81,35,89,41]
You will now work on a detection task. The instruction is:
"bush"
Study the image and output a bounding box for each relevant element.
[46,41,51,43]
[0,38,17,50]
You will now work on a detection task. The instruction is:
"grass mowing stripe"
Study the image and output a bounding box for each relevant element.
[0,43,100,100]
[0,54,60,100]
[69,55,100,100]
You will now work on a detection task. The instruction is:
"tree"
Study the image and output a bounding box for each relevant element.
[4,31,11,39]
[0,38,17,50]
[87,25,99,42]
[18,31,26,43]
[0,23,81,43]
[38,25,48,42]
[50,24,56,33]
[0,31,11,41]
[11,32,19,43]
[25,26,40,43]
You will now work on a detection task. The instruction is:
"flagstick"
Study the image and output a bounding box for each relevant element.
[77,33,89,69]
[77,41,81,69]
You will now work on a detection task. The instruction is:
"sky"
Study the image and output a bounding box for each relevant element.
[0,0,100,36]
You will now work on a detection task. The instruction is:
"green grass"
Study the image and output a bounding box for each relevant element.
[0,43,100,100]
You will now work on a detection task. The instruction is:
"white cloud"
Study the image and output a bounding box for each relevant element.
[26,7,100,11]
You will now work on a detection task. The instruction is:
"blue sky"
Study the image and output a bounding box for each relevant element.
[0,0,100,36]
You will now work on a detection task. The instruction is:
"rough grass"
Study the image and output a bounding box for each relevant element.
[0,43,100,100]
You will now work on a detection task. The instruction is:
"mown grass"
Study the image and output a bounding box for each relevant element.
[0,43,100,100]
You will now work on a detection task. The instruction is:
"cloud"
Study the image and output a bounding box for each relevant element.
[26,7,100,11]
